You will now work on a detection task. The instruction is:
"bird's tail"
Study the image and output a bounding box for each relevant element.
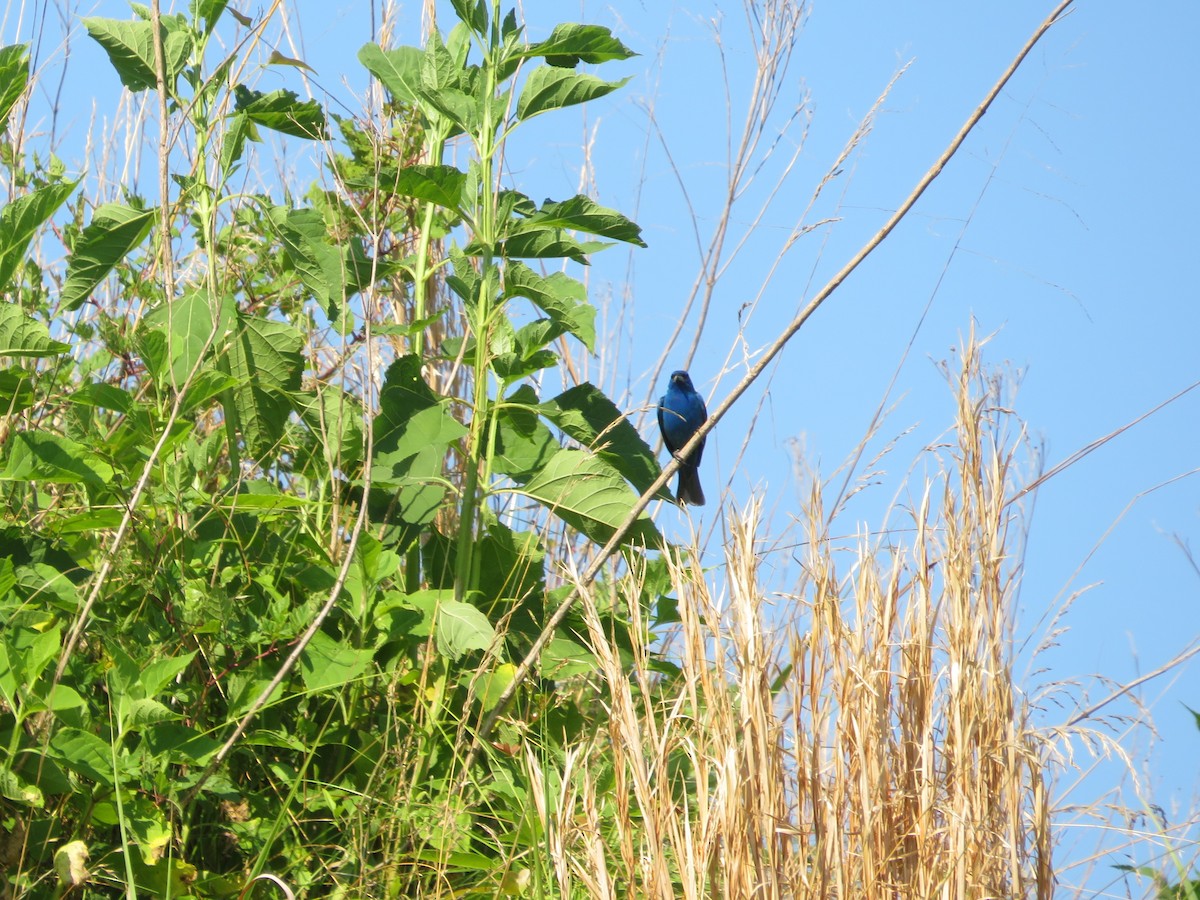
[676,465,705,506]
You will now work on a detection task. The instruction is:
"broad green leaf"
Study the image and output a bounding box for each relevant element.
[494,385,557,483]
[417,31,475,135]
[492,229,611,265]
[513,194,645,247]
[81,16,191,93]
[142,722,220,765]
[271,206,379,316]
[299,630,373,693]
[358,43,423,104]
[372,404,468,525]
[541,382,668,499]
[61,203,154,311]
[0,304,69,358]
[140,287,221,388]
[503,262,594,350]
[450,0,488,35]
[225,313,304,457]
[121,698,178,731]
[0,179,78,291]
[0,768,43,807]
[540,636,597,679]
[139,651,197,699]
[218,112,254,178]
[233,84,328,140]
[516,66,629,120]
[525,23,638,67]
[47,727,115,786]
[475,663,516,710]
[0,370,35,415]
[384,164,467,213]
[2,432,115,486]
[0,43,30,133]
[517,448,660,547]
[293,386,365,471]
[435,598,495,661]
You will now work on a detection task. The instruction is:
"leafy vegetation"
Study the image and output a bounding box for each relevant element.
[5,1,1181,898]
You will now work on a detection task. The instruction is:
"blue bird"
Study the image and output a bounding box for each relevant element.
[657,370,708,506]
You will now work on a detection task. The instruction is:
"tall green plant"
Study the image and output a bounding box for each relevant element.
[1,0,674,894]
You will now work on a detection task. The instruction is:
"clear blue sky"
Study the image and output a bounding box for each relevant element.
[15,0,1200,893]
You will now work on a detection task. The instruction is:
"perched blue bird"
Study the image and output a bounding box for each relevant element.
[657,370,708,506]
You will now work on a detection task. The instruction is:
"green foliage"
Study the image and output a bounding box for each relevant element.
[0,2,678,896]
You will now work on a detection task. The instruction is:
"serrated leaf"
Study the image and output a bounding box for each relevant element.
[0,304,69,358]
[0,43,30,133]
[517,448,659,547]
[271,206,379,316]
[435,599,496,661]
[233,84,327,140]
[358,42,423,104]
[514,194,645,247]
[299,630,373,692]
[2,432,115,486]
[541,382,668,499]
[48,727,114,785]
[503,262,594,350]
[372,404,468,526]
[81,16,191,93]
[516,66,628,120]
[526,23,638,67]
[0,178,78,291]
[61,203,154,311]
[450,0,488,35]
[417,31,475,134]
[225,313,304,457]
[491,230,611,265]
[384,164,467,212]
[140,287,222,388]
[494,385,558,482]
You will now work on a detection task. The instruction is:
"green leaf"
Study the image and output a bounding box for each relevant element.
[48,727,115,786]
[293,386,365,471]
[226,313,304,457]
[492,229,611,265]
[541,382,668,499]
[516,66,629,120]
[233,84,328,140]
[493,385,557,483]
[358,43,423,105]
[0,43,30,133]
[299,630,373,693]
[0,304,69,358]
[81,16,191,93]
[503,262,594,350]
[517,448,659,547]
[271,206,379,315]
[140,287,222,388]
[0,370,35,414]
[139,651,196,698]
[526,23,638,67]
[0,178,78,292]
[385,164,467,213]
[516,194,645,247]
[372,404,468,525]
[417,31,475,135]
[450,0,488,35]
[435,598,496,661]
[61,203,154,311]
[191,0,231,37]
[2,432,115,486]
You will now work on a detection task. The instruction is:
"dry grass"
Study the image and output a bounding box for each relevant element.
[530,337,1054,899]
